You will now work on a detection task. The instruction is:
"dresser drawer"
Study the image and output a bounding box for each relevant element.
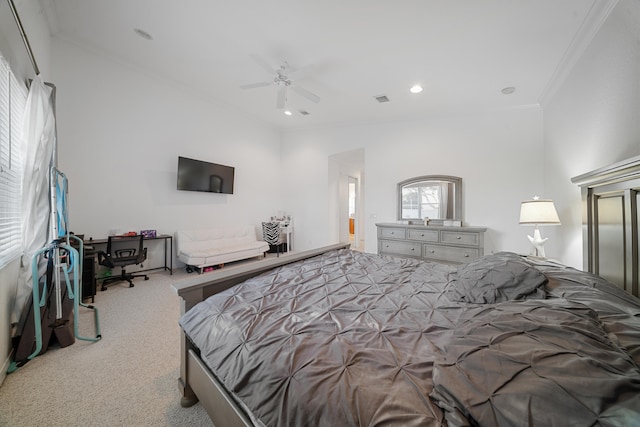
[380,240,421,258]
[407,229,439,242]
[376,223,486,265]
[423,244,479,263]
[379,227,406,240]
[440,231,480,247]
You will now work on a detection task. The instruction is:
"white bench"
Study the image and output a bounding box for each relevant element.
[175,226,269,273]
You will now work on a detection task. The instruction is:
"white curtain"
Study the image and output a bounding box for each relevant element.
[440,185,449,219]
[12,76,55,323]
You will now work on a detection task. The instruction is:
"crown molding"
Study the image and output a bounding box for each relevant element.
[538,0,618,107]
[571,154,640,188]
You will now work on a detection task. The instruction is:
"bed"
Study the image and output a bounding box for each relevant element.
[174,156,640,426]
[173,244,640,426]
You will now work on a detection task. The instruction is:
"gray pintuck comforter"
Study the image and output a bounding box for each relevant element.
[179,249,640,426]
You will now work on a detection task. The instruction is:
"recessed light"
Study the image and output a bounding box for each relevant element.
[284,110,292,116]
[134,28,153,41]
[501,86,516,95]
[410,85,423,94]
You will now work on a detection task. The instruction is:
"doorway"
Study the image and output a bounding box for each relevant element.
[328,149,364,252]
[348,176,359,249]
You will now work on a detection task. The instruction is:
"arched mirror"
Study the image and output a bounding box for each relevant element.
[397,175,462,224]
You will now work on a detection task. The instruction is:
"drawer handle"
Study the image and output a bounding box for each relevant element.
[464,254,469,257]
[411,248,415,251]
[420,233,424,237]
[456,236,461,239]
[430,250,435,253]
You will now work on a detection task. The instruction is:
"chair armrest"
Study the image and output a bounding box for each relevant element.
[136,247,148,264]
[97,251,114,268]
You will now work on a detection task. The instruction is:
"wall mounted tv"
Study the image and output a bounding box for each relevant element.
[177,156,235,194]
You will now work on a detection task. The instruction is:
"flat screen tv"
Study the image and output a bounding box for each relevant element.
[177,156,235,194]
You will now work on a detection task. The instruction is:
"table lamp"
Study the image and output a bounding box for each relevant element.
[519,196,561,259]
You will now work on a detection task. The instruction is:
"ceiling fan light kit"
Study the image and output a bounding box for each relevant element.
[240,55,321,110]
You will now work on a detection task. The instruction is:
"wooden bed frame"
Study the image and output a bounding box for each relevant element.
[572,154,640,297]
[172,242,351,426]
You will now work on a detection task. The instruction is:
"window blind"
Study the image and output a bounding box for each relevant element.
[0,56,27,269]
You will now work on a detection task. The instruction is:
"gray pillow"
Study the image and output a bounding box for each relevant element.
[447,252,547,303]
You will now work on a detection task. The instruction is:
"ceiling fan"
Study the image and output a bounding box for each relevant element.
[240,54,321,109]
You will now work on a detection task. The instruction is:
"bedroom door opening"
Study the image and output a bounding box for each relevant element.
[328,149,364,252]
[348,176,359,250]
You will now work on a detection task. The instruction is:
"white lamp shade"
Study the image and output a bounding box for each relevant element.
[519,199,561,225]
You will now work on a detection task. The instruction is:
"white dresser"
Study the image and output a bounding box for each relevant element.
[376,223,486,264]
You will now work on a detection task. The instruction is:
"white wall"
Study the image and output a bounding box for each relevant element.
[543,0,640,268]
[0,1,51,84]
[52,39,284,269]
[282,107,545,256]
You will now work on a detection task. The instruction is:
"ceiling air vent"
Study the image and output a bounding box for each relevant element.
[374,94,390,103]
[299,110,310,115]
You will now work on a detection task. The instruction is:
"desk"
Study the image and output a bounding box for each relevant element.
[87,234,173,275]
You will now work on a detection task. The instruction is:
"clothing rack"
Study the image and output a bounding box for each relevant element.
[7,0,40,75]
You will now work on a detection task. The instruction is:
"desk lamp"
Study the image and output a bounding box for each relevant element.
[519,196,561,259]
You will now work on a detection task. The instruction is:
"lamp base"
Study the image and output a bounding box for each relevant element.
[527,227,549,259]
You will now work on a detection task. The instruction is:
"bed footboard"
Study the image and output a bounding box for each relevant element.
[172,243,351,424]
[185,348,253,426]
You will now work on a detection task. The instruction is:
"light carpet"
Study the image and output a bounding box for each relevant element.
[0,269,213,426]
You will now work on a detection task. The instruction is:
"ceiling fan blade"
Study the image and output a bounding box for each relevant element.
[240,81,271,90]
[249,54,276,75]
[276,86,286,109]
[291,85,320,103]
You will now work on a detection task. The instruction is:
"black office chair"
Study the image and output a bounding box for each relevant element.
[97,235,149,290]
[262,221,284,257]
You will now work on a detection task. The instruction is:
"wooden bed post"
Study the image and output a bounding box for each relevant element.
[178,287,204,407]
[179,334,199,407]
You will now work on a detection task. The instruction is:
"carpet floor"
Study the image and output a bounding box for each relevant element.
[0,268,214,426]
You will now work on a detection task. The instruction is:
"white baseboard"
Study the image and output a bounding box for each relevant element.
[0,350,14,386]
